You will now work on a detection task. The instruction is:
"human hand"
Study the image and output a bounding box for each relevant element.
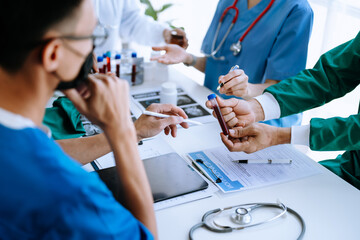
[206,96,258,128]
[220,123,291,153]
[134,103,189,141]
[163,28,189,49]
[218,69,252,99]
[63,74,133,133]
[151,44,190,65]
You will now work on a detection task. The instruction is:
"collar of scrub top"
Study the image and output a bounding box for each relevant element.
[208,0,275,60]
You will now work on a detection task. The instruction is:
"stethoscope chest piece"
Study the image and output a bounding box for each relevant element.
[231,207,251,225]
[230,41,242,56]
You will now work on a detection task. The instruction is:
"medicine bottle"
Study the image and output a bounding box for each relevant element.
[160,82,177,106]
[170,30,185,48]
[207,94,229,135]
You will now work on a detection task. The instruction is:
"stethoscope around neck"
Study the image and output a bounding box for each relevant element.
[188,201,306,240]
[207,0,275,61]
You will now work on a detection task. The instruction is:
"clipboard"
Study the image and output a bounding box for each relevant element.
[95,153,209,203]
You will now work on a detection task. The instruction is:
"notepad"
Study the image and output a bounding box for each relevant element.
[95,153,209,203]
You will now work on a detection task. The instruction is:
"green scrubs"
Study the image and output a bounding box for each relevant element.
[264,32,360,189]
[43,97,86,140]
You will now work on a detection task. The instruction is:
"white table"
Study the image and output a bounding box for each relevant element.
[131,65,360,240]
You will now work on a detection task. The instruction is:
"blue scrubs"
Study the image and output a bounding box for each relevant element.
[201,0,313,127]
[0,123,153,239]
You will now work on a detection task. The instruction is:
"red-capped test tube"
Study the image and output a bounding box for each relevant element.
[207,94,229,135]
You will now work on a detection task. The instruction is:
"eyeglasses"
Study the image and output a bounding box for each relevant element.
[28,23,109,50]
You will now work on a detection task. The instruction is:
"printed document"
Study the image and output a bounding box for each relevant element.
[188,144,323,193]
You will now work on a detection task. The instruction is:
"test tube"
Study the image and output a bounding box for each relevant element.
[131,52,137,84]
[106,51,111,73]
[207,94,229,135]
[97,56,104,74]
[115,54,121,78]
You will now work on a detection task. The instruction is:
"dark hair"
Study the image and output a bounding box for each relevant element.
[0,0,83,72]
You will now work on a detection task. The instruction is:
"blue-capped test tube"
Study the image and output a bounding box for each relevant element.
[207,94,229,135]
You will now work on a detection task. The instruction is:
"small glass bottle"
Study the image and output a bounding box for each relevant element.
[106,51,111,73]
[115,54,121,78]
[160,82,177,106]
[207,94,229,135]
[131,52,137,84]
[97,56,104,74]
[170,30,185,48]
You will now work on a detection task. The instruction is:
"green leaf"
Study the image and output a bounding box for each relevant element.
[159,3,173,13]
[145,8,158,20]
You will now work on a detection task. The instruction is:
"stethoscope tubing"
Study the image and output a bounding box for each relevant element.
[188,203,305,240]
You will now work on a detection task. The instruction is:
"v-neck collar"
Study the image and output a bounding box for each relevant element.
[239,0,272,19]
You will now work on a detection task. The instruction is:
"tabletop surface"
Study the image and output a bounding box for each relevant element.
[130,65,360,240]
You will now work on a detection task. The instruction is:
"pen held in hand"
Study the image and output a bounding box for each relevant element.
[232,159,292,164]
[142,110,203,125]
[216,65,239,91]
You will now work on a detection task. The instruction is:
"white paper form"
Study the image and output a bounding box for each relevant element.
[94,136,175,169]
[188,144,323,193]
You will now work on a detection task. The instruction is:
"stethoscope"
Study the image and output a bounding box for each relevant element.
[208,0,275,60]
[189,201,305,240]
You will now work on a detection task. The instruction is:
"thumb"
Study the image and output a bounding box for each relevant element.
[228,126,253,138]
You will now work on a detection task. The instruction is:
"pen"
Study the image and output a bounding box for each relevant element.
[232,159,292,164]
[216,65,240,91]
[143,110,203,125]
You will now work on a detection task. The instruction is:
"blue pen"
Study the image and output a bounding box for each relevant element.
[217,65,240,91]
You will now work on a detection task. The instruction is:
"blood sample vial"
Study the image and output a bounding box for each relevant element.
[207,94,229,135]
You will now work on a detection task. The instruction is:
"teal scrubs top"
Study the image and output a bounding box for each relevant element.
[201,0,313,127]
[265,32,360,189]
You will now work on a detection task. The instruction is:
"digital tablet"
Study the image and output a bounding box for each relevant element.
[95,153,208,203]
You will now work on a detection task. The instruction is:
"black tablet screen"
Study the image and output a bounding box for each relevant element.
[95,153,208,203]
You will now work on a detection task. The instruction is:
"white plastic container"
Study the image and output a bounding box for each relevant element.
[160,82,177,106]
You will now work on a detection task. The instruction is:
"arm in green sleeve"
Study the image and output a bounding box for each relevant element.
[264,32,360,117]
[309,114,360,151]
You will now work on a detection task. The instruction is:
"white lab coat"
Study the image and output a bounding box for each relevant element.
[93,0,167,55]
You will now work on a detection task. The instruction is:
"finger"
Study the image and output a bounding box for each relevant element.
[164,126,170,135]
[226,117,239,128]
[223,111,235,123]
[220,133,235,151]
[180,122,189,129]
[228,126,255,138]
[92,53,99,73]
[222,75,247,92]
[220,107,235,115]
[160,116,184,128]
[148,104,188,119]
[205,100,213,109]
[169,124,177,137]
[62,88,88,114]
[216,97,240,109]
[219,69,244,84]
[152,46,167,51]
[150,55,162,61]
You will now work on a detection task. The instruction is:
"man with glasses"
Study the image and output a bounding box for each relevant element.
[0,0,165,238]
[48,24,189,165]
